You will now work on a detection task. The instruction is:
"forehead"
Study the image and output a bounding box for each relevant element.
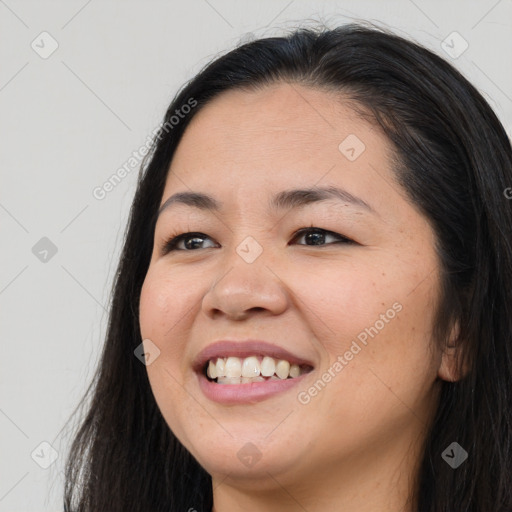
[178,83,379,154]
[167,83,393,191]
[161,84,408,223]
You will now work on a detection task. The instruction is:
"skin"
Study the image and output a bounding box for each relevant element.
[139,83,460,512]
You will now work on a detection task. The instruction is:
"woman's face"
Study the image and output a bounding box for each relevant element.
[139,83,454,494]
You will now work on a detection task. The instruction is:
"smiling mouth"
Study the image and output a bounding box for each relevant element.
[204,355,314,384]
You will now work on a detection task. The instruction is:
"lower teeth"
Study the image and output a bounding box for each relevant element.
[214,375,292,385]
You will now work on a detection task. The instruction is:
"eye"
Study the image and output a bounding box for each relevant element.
[161,232,217,253]
[290,227,356,246]
[161,227,356,254]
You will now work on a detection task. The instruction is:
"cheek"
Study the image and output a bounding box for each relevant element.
[139,273,171,340]
[140,265,200,333]
[295,254,440,392]
[291,260,401,350]
[138,267,198,442]
[139,267,191,367]
[295,278,440,460]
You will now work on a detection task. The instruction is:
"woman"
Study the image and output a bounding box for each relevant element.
[63,22,512,512]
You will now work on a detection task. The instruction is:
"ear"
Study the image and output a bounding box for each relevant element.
[437,321,469,382]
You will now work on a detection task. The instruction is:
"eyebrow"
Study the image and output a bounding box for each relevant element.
[157,185,377,217]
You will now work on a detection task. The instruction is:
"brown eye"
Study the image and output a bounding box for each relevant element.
[291,228,356,246]
[162,232,217,253]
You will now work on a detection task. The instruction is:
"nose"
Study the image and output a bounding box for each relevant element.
[200,246,289,321]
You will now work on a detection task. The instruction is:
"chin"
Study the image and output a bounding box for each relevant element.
[185,432,306,485]
[201,456,303,491]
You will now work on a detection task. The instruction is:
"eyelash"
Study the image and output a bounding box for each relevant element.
[161,227,356,254]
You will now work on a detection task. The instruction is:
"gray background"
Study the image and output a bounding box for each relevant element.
[1,1,511,510]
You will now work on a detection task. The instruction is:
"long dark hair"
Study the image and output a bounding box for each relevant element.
[63,22,512,511]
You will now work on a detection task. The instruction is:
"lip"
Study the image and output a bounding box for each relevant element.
[197,370,311,404]
[192,339,316,373]
[192,339,316,405]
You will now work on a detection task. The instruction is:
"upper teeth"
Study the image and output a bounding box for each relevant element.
[207,356,303,380]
